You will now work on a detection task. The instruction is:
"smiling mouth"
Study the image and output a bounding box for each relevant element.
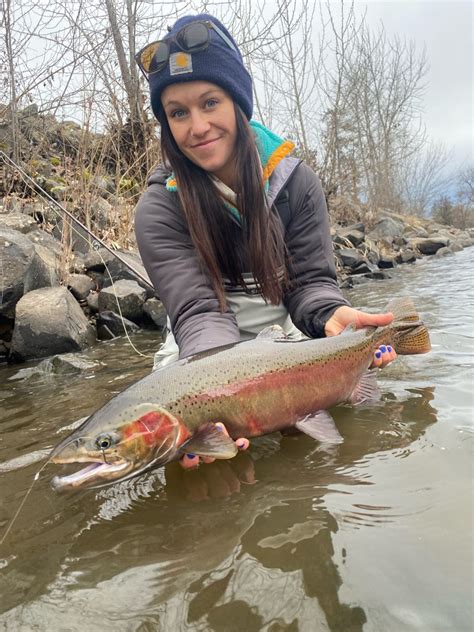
[51,461,131,490]
[192,138,220,149]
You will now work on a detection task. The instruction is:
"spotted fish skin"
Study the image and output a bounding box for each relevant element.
[50,297,430,488]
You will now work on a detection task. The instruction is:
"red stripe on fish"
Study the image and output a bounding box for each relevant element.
[184,355,363,436]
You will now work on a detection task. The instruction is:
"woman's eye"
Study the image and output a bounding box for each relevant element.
[205,98,218,108]
[170,109,186,119]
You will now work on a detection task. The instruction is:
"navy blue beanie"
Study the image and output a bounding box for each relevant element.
[148,14,253,121]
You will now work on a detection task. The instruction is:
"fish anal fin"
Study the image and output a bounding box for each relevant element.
[257,325,289,341]
[179,422,238,459]
[295,411,343,444]
[349,370,381,405]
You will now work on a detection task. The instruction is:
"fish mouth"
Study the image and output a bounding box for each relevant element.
[51,460,132,491]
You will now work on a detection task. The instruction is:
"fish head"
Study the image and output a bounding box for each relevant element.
[50,403,187,490]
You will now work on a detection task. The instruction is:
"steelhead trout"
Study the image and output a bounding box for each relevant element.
[50,297,430,489]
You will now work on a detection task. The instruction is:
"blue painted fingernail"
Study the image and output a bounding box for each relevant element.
[237,441,245,448]
[215,424,222,431]
[375,351,382,359]
[380,345,387,353]
[387,346,392,352]
[187,453,196,459]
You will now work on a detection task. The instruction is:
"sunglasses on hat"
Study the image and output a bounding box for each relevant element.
[135,20,238,80]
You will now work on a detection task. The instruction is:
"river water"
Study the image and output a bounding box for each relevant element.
[0,248,472,631]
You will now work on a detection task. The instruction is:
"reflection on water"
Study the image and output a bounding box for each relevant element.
[0,248,473,631]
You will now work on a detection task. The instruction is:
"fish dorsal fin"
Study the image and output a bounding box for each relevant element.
[256,325,289,341]
[295,411,343,444]
[348,370,381,405]
[179,423,238,459]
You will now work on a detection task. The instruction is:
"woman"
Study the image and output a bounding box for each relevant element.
[134,15,396,468]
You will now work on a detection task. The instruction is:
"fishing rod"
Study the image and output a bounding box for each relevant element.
[0,150,155,291]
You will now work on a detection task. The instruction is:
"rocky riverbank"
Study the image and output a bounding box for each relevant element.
[1,199,472,365]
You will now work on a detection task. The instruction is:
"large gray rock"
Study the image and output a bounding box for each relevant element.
[143,297,167,330]
[0,227,56,318]
[10,286,96,361]
[98,279,147,322]
[86,291,99,313]
[367,217,405,241]
[67,274,94,301]
[450,241,465,253]
[32,244,61,287]
[333,226,365,247]
[397,249,417,264]
[83,247,118,272]
[335,248,367,269]
[52,219,97,254]
[378,255,397,269]
[351,260,379,275]
[0,213,38,234]
[102,250,153,296]
[435,246,453,257]
[96,310,140,340]
[26,228,62,255]
[10,353,102,380]
[409,237,449,255]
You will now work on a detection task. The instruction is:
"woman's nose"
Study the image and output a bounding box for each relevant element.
[190,111,211,137]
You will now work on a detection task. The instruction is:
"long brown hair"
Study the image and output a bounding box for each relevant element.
[159,104,288,310]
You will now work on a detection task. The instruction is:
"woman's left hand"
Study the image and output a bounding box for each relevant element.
[180,422,250,470]
[325,305,398,369]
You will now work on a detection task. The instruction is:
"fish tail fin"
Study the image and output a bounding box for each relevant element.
[384,297,431,355]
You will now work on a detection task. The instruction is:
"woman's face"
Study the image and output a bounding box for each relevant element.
[161,81,238,188]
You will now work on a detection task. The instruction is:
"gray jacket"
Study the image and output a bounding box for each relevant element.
[135,157,350,358]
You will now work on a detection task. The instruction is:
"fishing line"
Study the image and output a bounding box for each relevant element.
[97,246,152,358]
[0,151,154,359]
[0,458,51,547]
[0,151,154,289]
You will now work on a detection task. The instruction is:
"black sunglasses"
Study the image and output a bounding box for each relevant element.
[135,20,238,80]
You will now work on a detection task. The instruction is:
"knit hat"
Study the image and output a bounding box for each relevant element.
[148,14,253,121]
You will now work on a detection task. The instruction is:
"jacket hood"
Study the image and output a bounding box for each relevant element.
[146,121,294,191]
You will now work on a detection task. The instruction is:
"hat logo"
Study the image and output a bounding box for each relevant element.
[169,52,193,76]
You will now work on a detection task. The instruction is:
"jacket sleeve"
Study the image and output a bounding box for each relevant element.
[134,181,240,358]
[283,163,350,337]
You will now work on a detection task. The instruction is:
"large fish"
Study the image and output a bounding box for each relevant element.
[50,297,430,490]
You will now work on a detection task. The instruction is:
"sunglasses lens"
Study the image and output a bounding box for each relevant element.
[140,42,168,73]
[179,22,209,51]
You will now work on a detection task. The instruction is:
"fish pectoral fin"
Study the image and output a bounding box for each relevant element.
[179,423,238,459]
[295,411,343,444]
[348,370,381,405]
[341,322,357,335]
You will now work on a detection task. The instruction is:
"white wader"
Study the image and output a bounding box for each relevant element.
[153,288,304,371]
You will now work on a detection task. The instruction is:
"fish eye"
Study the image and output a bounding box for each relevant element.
[95,433,114,450]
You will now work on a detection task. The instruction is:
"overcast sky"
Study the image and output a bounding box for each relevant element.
[353,0,473,168]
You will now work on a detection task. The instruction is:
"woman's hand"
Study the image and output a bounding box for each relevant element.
[325,305,398,368]
[180,422,250,469]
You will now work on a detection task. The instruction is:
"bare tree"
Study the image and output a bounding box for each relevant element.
[317,1,362,198]
[397,141,452,215]
[456,164,474,207]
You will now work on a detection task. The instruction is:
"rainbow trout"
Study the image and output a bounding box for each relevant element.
[50,297,430,489]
